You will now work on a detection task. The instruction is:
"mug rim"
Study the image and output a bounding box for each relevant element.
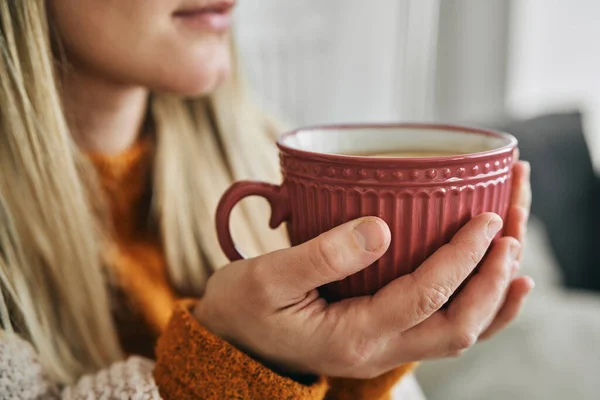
[276,122,518,164]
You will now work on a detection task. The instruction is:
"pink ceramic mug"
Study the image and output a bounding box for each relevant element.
[216,123,518,302]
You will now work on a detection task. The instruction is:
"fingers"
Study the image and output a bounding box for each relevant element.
[513,161,532,210]
[504,161,531,253]
[478,276,534,340]
[478,159,533,338]
[254,217,391,303]
[508,161,531,218]
[394,236,518,360]
[503,205,528,245]
[446,236,519,332]
[363,213,503,331]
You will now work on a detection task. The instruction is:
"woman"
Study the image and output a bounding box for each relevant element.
[0,1,533,399]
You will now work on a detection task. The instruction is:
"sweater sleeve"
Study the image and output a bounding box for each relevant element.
[0,303,416,400]
[153,301,420,400]
[0,320,326,400]
[153,300,329,399]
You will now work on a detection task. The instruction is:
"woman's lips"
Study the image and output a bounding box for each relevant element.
[173,2,235,33]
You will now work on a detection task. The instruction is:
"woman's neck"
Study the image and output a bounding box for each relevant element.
[62,68,149,155]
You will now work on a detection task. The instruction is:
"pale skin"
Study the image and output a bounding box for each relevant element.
[51,0,534,380]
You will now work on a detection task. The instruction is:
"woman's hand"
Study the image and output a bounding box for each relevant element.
[195,161,533,379]
[478,160,534,340]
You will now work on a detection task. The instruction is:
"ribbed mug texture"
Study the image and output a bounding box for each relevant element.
[279,150,513,301]
[216,124,517,302]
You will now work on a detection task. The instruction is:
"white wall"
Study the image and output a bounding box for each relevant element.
[234,0,600,172]
[507,0,600,169]
[233,0,439,126]
[434,0,511,125]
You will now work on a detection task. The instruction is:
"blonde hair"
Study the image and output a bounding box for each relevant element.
[0,0,287,383]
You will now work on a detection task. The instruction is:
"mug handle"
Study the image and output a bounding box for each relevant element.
[216,181,290,261]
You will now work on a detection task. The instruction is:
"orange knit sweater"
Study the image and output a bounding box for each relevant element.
[88,139,416,400]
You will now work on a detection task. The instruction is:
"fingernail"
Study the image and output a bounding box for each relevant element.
[509,241,521,261]
[354,219,388,252]
[487,217,503,240]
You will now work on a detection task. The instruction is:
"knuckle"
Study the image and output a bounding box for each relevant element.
[342,337,375,368]
[491,237,517,276]
[447,239,484,267]
[498,236,519,249]
[449,327,478,353]
[466,247,481,266]
[334,330,378,375]
[417,283,450,317]
[242,261,272,305]
[515,205,529,219]
[309,235,344,278]
[325,317,382,379]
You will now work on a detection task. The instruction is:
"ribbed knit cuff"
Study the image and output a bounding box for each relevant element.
[154,300,329,399]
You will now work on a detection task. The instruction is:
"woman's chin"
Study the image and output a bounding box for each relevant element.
[158,65,231,98]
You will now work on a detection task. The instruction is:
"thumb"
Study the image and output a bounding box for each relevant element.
[257,217,391,302]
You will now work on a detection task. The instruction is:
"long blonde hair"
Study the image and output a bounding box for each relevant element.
[0,0,287,383]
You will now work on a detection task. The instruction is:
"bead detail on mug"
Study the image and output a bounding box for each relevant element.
[426,169,438,179]
[393,171,404,180]
[279,152,513,186]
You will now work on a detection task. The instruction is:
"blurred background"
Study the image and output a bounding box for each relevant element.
[233,1,600,399]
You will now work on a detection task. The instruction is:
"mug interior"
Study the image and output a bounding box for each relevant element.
[279,125,512,158]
